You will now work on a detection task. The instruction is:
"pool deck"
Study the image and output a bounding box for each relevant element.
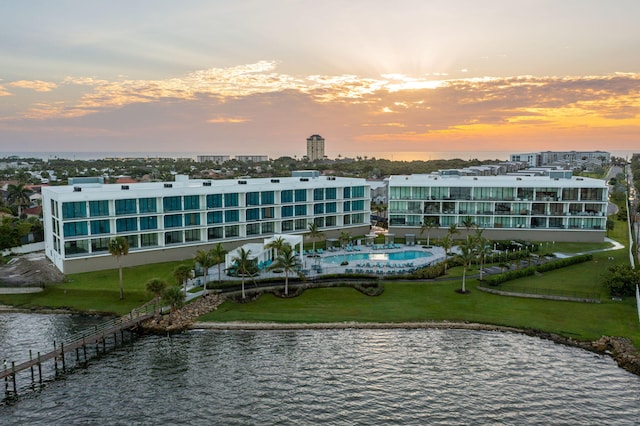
[194,244,447,286]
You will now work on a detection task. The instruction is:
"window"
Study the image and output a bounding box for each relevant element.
[344,201,351,212]
[224,193,239,207]
[164,231,182,244]
[91,237,110,253]
[183,195,200,210]
[139,198,157,213]
[281,190,293,203]
[352,186,365,198]
[90,220,110,235]
[225,210,239,223]
[295,205,307,216]
[313,188,324,201]
[164,214,183,228]
[63,221,88,237]
[562,188,579,201]
[352,200,364,211]
[261,191,274,205]
[472,187,491,200]
[184,213,200,226]
[262,207,274,219]
[326,202,337,213]
[343,214,351,225]
[207,211,223,224]
[580,188,603,201]
[262,221,274,234]
[246,223,260,235]
[282,220,293,231]
[351,213,365,224]
[126,235,139,249]
[246,192,260,206]
[282,206,293,217]
[116,217,137,232]
[163,196,181,212]
[325,188,336,200]
[185,229,200,242]
[115,199,137,215]
[62,202,87,219]
[450,187,471,200]
[295,219,307,230]
[140,233,158,247]
[140,216,158,230]
[295,189,307,202]
[325,216,336,227]
[89,200,109,217]
[64,240,89,256]
[343,187,351,199]
[314,203,324,214]
[207,227,223,240]
[206,194,223,208]
[313,217,324,227]
[225,225,239,238]
[246,208,260,221]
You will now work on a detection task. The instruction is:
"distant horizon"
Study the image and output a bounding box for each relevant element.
[1,149,637,163]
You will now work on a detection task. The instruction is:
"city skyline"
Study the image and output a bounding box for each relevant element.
[1,1,639,159]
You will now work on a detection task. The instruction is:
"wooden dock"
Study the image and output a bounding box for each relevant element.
[2,303,156,398]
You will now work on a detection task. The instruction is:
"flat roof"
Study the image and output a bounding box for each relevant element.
[388,174,606,188]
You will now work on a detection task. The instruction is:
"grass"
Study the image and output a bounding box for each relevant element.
[1,217,638,348]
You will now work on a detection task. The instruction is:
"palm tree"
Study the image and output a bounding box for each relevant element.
[419,217,437,246]
[265,236,287,260]
[6,183,33,217]
[209,243,228,284]
[268,244,304,295]
[339,230,351,264]
[306,222,324,253]
[194,249,214,293]
[232,247,254,299]
[473,228,491,280]
[458,235,476,294]
[108,236,129,300]
[447,223,459,241]
[162,285,185,319]
[173,264,192,294]
[461,216,476,236]
[441,234,452,273]
[145,278,167,314]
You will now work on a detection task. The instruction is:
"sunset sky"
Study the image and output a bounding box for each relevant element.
[1,0,639,160]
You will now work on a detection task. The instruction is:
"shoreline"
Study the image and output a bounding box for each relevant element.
[191,320,640,377]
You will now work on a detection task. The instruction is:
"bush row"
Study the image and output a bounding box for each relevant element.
[483,254,593,286]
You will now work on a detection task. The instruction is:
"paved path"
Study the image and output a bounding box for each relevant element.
[0,287,43,294]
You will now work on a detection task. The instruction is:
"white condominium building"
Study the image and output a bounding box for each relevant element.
[388,174,608,242]
[43,175,370,273]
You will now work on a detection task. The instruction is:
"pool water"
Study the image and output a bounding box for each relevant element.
[322,250,432,264]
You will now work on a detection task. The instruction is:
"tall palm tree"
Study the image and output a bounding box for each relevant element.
[265,236,287,260]
[173,264,192,294]
[209,243,228,284]
[306,222,324,253]
[6,183,33,217]
[441,234,452,273]
[145,278,167,314]
[232,247,254,299]
[473,228,491,280]
[268,244,304,295]
[461,216,476,236]
[447,223,459,241]
[419,217,437,246]
[458,235,476,294]
[194,249,214,293]
[108,236,129,300]
[339,230,351,264]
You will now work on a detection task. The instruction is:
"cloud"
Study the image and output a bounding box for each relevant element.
[9,80,58,92]
[0,84,12,96]
[207,116,250,124]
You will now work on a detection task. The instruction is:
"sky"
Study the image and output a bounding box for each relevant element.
[1,0,639,160]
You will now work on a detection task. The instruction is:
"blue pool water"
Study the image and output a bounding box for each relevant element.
[323,250,432,264]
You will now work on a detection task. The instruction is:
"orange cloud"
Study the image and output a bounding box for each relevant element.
[9,80,58,92]
[207,116,250,124]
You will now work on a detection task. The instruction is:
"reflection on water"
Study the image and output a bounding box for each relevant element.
[1,315,640,425]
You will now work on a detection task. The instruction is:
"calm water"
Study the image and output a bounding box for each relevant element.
[2,314,640,425]
[323,250,432,265]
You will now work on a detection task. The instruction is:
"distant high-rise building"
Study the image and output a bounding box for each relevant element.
[306,134,325,161]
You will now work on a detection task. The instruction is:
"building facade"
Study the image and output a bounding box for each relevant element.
[306,134,325,161]
[43,175,370,273]
[235,155,268,162]
[388,174,608,242]
[196,155,230,164]
[510,151,610,168]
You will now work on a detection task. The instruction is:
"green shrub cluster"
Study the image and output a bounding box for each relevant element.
[484,254,593,286]
[410,262,447,279]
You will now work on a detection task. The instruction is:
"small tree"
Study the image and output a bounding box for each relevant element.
[265,236,287,259]
[603,264,640,297]
[419,217,437,246]
[232,248,254,299]
[307,222,324,253]
[457,235,476,294]
[145,278,167,313]
[441,234,452,273]
[173,264,192,294]
[209,243,228,284]
[339,231,351,264]
[268,244,304,295]
[108,236,129,300]
[162,285,185,318]
[194,249,214,293]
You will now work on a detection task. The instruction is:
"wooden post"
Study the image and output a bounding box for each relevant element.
[102,334,106,352]
[61,342,66,371]
[76,347,80,362]
[3,359,7,394]
[53,341,58,372]
[29,350,34,383]
[37,352,42,384]
[83,337,87,363]
[11,362,16,396]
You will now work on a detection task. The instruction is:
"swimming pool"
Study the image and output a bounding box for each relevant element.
[322,250,433,265]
